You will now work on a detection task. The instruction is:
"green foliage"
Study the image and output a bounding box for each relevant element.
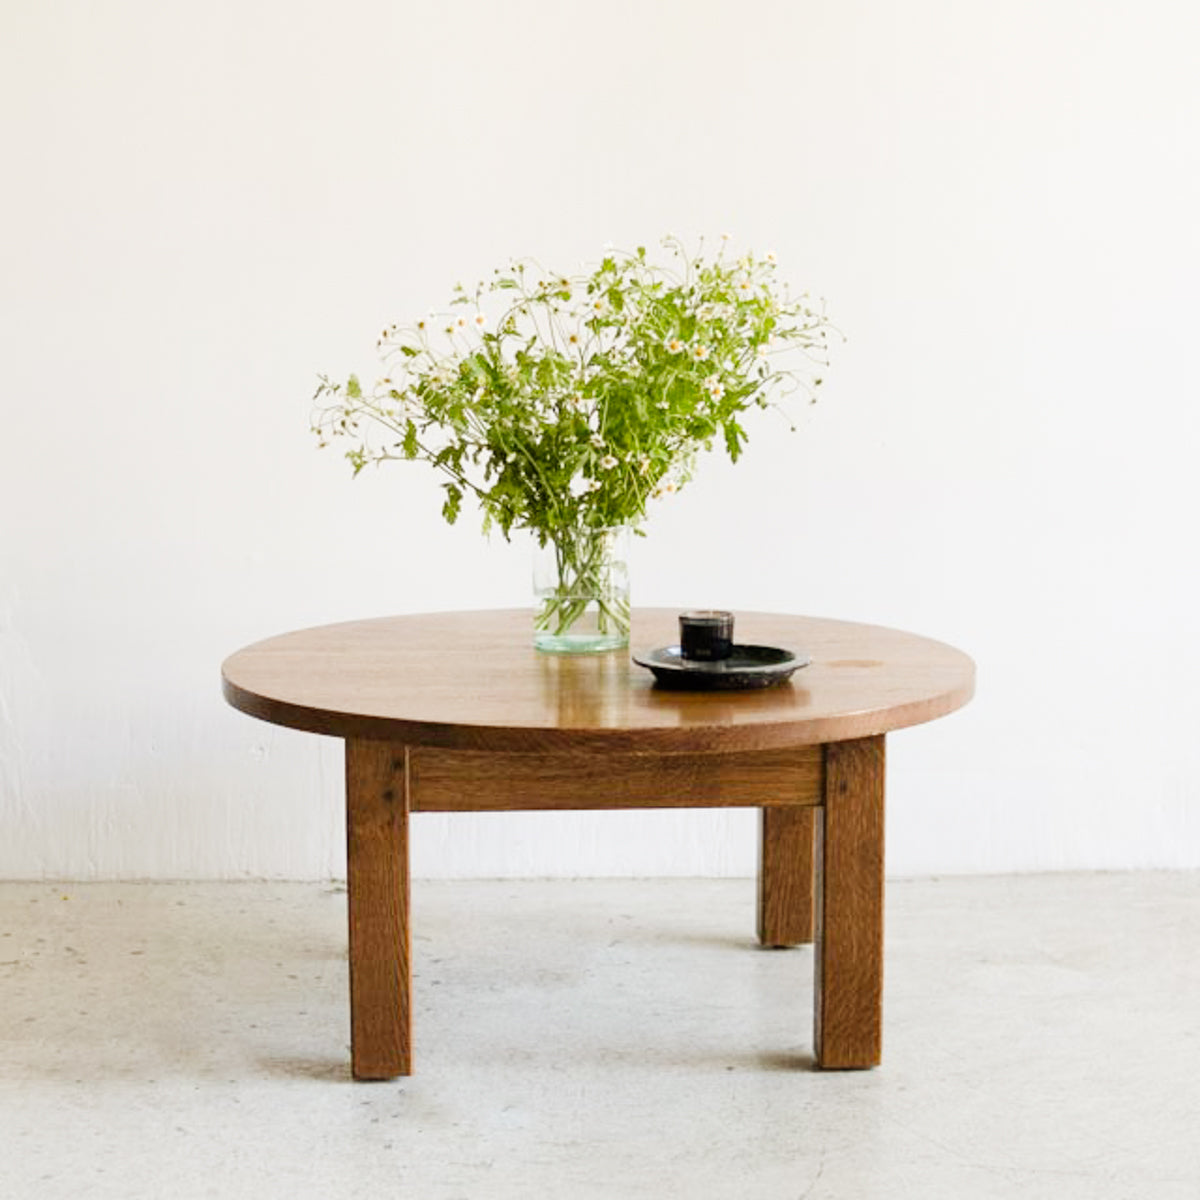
[441,482,463,525]
[310,236,836,545]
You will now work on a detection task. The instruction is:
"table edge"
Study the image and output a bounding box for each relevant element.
[220,664,975,754]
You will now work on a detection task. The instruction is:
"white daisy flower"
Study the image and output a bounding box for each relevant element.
[590,433,605,448]
[567,393,586,411]
[765,251,777,265]
[705,376,725,400]
[638,455,652,475]
[473,312,486,329]
[692,344,710,361]
[599,454,618,470]
[665,337,685,354]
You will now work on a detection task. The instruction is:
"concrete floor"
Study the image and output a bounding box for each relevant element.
[2,874,1198,1200]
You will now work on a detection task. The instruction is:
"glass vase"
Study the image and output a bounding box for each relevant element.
[532,526,631,653]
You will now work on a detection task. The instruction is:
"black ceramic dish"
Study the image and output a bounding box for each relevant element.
[632,644,810,691]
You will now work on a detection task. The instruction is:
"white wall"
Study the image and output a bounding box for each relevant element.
[2,0,1197,880]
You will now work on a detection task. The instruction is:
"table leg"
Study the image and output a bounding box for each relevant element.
[757,807,816,946]
[345,738,411,1079]
[814,735,885,1069]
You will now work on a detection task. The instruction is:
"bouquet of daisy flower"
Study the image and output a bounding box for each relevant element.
[312,235,833,650]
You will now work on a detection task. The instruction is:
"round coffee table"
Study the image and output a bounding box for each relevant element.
[222,609,974,1079]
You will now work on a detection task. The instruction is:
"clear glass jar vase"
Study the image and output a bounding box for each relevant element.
[532,525,631,653]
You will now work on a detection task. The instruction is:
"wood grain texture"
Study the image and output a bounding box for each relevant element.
[814,735,886,1069]
[408,746,822,812]
[221,609,975,754]
[757,807,817,946]
[345,739,411,1079]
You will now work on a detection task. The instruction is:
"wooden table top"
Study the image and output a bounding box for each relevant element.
[221,609,973,753]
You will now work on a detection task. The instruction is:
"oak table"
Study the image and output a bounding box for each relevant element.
[221,609,973,1080]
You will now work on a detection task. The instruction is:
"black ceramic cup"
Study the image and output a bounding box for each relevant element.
[679,611,735,661]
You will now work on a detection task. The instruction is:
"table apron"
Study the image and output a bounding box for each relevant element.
[404,744,824,812]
